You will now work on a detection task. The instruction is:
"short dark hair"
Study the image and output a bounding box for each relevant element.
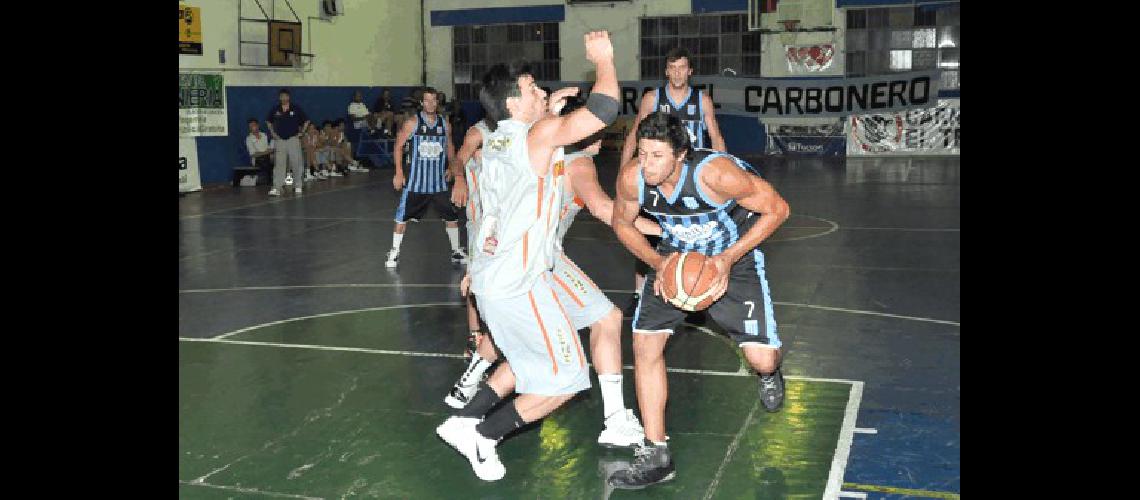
[636,111,690,158]
[278,88,290,96]
[559,96,604,153]
[479,60,533,131]
[421,87,438,98]
[334,118,344,127]
[247,118,258,125]
[322,120,332,127]
[665,47,691,66]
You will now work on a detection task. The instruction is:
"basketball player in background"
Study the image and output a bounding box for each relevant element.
[619,47,726,318]
[386,87,468,268]
[607,111,789,489]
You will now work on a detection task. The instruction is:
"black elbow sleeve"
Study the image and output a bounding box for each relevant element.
[585,93,620,126]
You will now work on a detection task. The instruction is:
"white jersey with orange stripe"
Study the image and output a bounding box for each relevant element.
[463,121,492,259]
[553,150,594,252]
[470,119,567,300]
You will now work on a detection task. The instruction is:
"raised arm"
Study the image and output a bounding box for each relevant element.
[527,31,619,175]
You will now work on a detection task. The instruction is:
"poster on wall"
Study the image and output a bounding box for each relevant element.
[178,3,203,55]
[767,122,845,156]
[847,99,959,155]
[179,73,227,137]
[785,44,835,73]
[539,70,941,119]
[179,137,202,193]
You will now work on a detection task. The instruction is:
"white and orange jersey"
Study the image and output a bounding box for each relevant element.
[553,150,594,253]
[470,119,567,300]
[463,120,491,260]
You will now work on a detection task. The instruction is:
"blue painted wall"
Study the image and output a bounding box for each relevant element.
[195,86,419,184]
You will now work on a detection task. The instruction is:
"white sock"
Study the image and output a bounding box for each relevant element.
[445,226,460,251]
[391,232,404,252]
[598,373,626,420]
[459,355,493,387]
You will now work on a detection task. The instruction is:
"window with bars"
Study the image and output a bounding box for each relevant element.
[452,22,560,102]
[639,13,761,78]
[845,3,958,90]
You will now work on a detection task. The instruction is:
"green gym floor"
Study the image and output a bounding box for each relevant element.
[180,154,960,499]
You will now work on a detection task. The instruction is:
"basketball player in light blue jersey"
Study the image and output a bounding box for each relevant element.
[619,47,727,317]
[386,87,468,268]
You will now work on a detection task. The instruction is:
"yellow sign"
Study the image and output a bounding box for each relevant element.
[179,3,203,55]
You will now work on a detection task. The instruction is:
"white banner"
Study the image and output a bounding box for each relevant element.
[178,73,227,137]
[846,99,959,155]
[179,138,202,192]
[539,70,941,118]
[784,44,836,73]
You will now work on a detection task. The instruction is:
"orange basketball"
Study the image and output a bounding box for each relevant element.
[659,252,720,312]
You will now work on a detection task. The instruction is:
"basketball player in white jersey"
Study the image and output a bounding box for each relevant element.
[443,95,662,451]
[619,47,727,317]
[386,87,468,268]
[435,31,622,482]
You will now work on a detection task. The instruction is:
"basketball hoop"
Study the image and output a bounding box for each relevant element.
[780,19,801,32]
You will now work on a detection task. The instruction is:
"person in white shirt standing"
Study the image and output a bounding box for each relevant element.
[434,31,621,482]
[245,118,275,184]
[347,90,370,129]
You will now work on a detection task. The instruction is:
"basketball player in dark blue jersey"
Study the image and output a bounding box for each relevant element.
[619,47,727,317]
[607,112,790,489]
[387,87,469,268]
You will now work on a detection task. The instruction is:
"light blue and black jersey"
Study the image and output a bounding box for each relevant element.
[407,112,449,194]
[637,148,761,256]
[653,86,708,150]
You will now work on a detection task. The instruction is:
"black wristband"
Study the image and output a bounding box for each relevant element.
[585,92,620,126]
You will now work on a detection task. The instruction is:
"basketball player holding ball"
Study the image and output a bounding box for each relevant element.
[608,111,791,489]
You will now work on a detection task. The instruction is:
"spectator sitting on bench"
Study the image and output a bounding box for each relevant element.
[332,119,363,172]
[372,88,396,137]
[319,121,344,177]
[246,118,275,182]
[348,90,370,130]
[302,124,326,180]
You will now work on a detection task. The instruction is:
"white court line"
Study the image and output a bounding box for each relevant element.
[703,398,761,500]
[824,381,865,500]
[179,480,323,499]
[213,302,463,340]
[179,336,863,384]
[837,491,868,499]
[778,214,839,242]
[853,427,878,434]
[179,287,959,327]
[180,181,380,219]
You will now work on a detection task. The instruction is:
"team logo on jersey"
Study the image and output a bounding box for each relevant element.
[682,196,700,209]
[421,125,427,133]
[417,141,444,159]
[487,136,512,152]
[666,220,721,243]
[660,104,671,113]
[688,104,696,114]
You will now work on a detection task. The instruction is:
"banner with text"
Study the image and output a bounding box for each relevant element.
[846,98,959,155]
[538,70,941,119]
[179,137,202,192]
[179,73,227,137]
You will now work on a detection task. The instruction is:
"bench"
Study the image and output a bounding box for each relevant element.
[232,166,263,187]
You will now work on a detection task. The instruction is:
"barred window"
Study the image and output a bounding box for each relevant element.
[639,13,760,78]
[844,2,958,89]
[453,22,559,102]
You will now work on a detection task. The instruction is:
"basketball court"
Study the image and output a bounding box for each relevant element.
[179,153,959,499]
